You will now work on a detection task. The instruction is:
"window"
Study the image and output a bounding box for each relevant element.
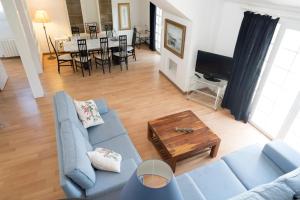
[155,7,162,52]
[250,25,300,151]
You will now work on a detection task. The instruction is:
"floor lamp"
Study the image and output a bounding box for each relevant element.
[34,10,55,60]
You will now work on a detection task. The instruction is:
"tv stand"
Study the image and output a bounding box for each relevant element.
[203,74,221,82]
[187,74,227,110]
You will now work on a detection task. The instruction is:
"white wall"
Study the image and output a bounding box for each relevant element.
[159,11,193,91]
[25,0,145,53]
[0,2,14,40]
[0,60,8,90]
[26,0,71,53]
[80,0,101,30]
[134,0,149,28]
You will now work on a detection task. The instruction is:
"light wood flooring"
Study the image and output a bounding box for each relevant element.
[0,46,269,200]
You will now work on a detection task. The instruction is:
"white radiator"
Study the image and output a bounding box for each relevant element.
[0,39,19,58]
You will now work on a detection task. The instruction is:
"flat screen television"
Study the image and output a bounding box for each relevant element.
[195,50,233,82]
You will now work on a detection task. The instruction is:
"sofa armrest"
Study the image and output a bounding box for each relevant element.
[95,99,109,114]
[263,140,300,173]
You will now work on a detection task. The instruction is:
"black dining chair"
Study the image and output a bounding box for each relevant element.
[89,25,98,39]
[113,35,129,71]
[127,28,137,61]
[71,26,80,36]
[95,37,111,74]
[49,36,75,74]
[74,39,92,77]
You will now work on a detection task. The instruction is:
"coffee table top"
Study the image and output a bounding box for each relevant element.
[148,110,220,157]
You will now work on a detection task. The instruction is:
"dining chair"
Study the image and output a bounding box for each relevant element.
[71,26,80,36]
[127,28,137,61]
[95,37,111,74]
[89,25,98,39]
[49,36,75,74]
[113,35,129,71]
[74,39,92,77]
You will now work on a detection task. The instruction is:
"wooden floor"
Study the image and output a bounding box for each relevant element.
[0,46,269,200]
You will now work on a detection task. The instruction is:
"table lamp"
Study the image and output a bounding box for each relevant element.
[34,10,55,60]
[121,160,184,200]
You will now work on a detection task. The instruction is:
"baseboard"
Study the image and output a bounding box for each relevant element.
[159,70,186,94]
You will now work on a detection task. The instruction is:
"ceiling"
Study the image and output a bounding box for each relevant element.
[263,0,300,7]
[239,0,300,8]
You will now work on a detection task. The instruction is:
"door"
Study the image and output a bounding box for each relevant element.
[250,24,300,151]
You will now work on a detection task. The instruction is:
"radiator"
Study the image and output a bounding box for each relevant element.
[0,39,19,58]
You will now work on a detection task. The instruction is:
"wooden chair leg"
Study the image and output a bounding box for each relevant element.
[125,57,128,70]
[81,63,85,77]
[108,58,111,73]
[133,50,136,61]
[71,61,75,72]
[120,58,123,71]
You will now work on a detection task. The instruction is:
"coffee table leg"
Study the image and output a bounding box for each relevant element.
[210,141,220,158]
[147,124,153,141]
[166,158,176,172]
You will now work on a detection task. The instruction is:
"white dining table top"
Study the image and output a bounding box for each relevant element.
[63,38,119,52]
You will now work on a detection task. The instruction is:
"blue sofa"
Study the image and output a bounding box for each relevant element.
[54,91,300,200]
[53,91,142,200]
[176,141,300,200]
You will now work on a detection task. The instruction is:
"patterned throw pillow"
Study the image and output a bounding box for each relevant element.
[87,148,122,173]
[74,100,104,128]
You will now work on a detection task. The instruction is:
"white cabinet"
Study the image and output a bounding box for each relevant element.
[0,60,8,90]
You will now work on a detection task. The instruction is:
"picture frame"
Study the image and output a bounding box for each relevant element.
[118,3,131,30]
[164,19,186,58]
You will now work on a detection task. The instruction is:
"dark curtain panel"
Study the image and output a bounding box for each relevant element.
[149,2,156,51]
[221,11,279,122]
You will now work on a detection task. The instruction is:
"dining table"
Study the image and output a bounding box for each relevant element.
[63,37,120,53]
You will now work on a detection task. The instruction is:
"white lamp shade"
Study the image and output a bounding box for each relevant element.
[34,10,50,23]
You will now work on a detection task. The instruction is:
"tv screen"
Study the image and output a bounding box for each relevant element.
[195,50,233,81]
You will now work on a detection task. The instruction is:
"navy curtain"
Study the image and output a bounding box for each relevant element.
[221,11,279,122]
[149,2,156,51]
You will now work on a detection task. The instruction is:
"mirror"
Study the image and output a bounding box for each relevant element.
[118,3,131,30]
[66,0,118,34]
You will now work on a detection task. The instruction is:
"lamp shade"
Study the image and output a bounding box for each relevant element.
[34,10,50,23]
[121,160,184,200]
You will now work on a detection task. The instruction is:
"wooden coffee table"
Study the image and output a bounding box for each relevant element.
[148,110,221,172]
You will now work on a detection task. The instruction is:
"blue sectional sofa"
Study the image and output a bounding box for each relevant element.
[54,91,300,200]
[53,91,142,200]
[177,141,300,200]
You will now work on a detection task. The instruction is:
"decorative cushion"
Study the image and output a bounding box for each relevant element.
[74,100,104,128]
[276,167,300,194]
[87,148,122,173]
[60,120,96,189]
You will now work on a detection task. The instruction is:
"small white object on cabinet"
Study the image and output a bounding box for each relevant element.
[0,60,8,90]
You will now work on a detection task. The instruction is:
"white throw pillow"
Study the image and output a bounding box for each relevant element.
[74,100,104,128]
[87,148,122,173]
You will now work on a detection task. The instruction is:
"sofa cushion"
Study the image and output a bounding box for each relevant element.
[186,160,247,199]
[263,140,300,173]
[88,110,127,145]
[230,182,295,200]
[176,174,207,200]
[54,91,92,150]
[60,120,96,189]
[92,134,142,164]
[222,144,284,189]
[86,159,137,199]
